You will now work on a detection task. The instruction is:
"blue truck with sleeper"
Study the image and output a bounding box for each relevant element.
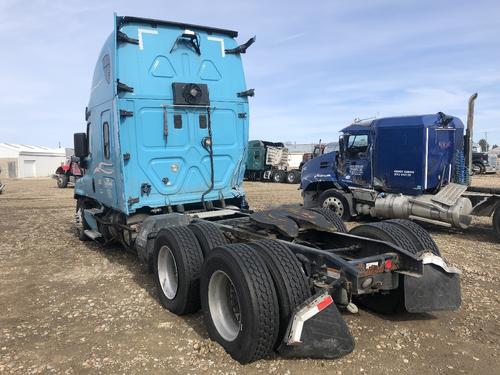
[72,14,463,364]
[301,95,500,238]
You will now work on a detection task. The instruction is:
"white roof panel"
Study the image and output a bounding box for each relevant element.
[0,143,66,157]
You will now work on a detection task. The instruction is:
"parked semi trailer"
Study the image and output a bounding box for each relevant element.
[73,14,462,364]
[301,94,500,238]
[244,140,301,183]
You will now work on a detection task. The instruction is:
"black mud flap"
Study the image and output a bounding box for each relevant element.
[278,293,355,359]
[404,264,461,313]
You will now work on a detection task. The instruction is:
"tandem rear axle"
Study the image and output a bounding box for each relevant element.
[76,203,461,363]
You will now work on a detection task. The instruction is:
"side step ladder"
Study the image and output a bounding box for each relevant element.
[84,230,102,240]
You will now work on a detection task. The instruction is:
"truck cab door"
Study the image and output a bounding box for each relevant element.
[339,133,372,187]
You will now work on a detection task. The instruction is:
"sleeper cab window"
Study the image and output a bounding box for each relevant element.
[103,122,110,159]
[86,122,91,154]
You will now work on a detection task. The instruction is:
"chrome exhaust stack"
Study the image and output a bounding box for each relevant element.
[465,93,478,182]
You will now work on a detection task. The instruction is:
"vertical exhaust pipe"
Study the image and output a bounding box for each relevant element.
[465,93,478,183]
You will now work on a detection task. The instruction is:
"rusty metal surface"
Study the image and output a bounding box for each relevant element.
[249,206,338,237]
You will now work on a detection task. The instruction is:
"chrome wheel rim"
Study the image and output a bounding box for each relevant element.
[157,246,178,299]
[322,196,344,217]
[208,270,241,342]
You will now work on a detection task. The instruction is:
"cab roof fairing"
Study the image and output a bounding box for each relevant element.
[116,15,238,38]
[341,114,464,133]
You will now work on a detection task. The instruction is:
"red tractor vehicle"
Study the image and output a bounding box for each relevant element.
[53,158,82,188]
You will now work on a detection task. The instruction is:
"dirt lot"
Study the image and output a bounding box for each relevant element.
[0,176,499,374]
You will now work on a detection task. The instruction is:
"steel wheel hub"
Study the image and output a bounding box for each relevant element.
[322,196,344,217]
[208,270,241,342]
[157,246,178,299]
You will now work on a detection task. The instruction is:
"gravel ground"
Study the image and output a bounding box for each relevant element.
[0,176,499,374]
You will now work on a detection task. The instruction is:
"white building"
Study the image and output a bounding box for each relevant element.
[0,143,69,178]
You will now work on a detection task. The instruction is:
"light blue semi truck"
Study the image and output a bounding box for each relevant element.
[72,15,462,363]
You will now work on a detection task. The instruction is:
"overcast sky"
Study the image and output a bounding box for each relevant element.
[1,0,499,148]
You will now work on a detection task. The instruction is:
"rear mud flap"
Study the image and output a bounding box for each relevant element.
[278,293,355,359]
[404,264,461,313]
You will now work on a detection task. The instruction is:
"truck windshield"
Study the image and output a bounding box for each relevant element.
[346,135,368,156]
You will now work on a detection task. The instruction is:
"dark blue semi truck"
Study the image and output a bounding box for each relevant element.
[72,14,463,364]
[301,95,500,238]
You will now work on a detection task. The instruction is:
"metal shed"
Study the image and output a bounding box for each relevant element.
[0,143,68,178]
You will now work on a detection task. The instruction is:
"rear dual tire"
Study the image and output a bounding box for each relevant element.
[201,243,280,364]
[249,240,311,348]
[272,170,286,183]
[349,221,441,313]
[153,226,204,315]
[201,240,310,363]
[286,170,300,184]
[308,207,348,233]
[384,219,440,255]
[492,208,500,240]
[349,222,420,254]
[188,221,228,257]
[153,226,311,363]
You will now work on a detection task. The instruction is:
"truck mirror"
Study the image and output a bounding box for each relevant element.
[74,133,88,159]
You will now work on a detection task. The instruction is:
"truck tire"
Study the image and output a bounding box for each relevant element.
[349,222,419,254]
[188,221,228,257]
[492,206,500,240]
[57,174,69,188]
[473,162,485,174]
[248,240,311,348]
[273,170,286,183]
[153,226,204,315]
[384,219,440,255]
[75,200,89,241]
[286,170,300,184]
[318,189,352,220]
[201,243,279,364]
[307,207,348,233]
